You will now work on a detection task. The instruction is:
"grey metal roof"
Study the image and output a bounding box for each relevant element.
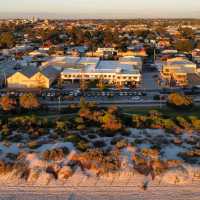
[41,67,60,80]
[21,66,38,78]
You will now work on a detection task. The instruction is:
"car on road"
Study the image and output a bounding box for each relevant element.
[132,96,141,101]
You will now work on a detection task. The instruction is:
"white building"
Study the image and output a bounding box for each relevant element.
[60,58,141,86]
[119,56,142,71]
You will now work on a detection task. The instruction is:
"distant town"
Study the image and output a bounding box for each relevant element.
[0,18,200,97]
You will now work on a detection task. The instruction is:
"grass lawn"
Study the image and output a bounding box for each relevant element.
[121,106,200,118]
[0,111,78,121]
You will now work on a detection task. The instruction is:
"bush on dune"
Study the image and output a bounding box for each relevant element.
[42,147,69,161]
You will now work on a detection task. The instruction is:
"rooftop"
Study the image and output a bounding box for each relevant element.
[166,57,195,66]
[119,56,142,63]
[62,60,140,75]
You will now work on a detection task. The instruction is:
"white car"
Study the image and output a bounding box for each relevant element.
[132,96,141,101]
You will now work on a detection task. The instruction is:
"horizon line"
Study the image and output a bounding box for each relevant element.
[0,11,200,20]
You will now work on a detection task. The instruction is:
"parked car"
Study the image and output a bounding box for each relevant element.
[132,96,141,101]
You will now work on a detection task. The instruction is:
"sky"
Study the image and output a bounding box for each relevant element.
[0,0,200,19]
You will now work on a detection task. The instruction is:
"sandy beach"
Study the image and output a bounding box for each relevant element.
[0,184,200,200]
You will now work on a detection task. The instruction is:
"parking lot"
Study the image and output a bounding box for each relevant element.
[141,72,160,90]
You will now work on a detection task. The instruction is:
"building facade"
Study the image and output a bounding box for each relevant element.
[7,66,59,89]
[161,57,197,87]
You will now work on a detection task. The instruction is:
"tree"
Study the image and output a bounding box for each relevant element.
[101,112,122,132]
[0,32,15,48]
[196,42,200,49]
[19,93,40,110]
[0,96,16,111]
[178,27,194,38]
[79,97,88,110]
[168,93,193,108]
[175,39,193,52]
[96,78,107,91]
[80,80,89,92]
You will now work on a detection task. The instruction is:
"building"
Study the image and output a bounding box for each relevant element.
[192,49,200,64]
[61,58,141,87]
[119,56,143,71]
[161,57,197,87]
[7,66,60,89]
[86,48,118,57]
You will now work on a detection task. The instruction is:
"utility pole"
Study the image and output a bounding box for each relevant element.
[58,96,61,113]
[80,64,86,94]
[153,45,156,64]
[4,72,7,88]
[159,95,162,109]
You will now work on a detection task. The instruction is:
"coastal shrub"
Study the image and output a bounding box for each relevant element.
[0,160,13,174]
[115,138,128,149]
[93,140,106,148]
[179,149,200,164]
[132,115,147,128]
[76,140,89,152]
[101,112,122,132]
[12,162,30,180]
[55,121,68,133]
[0,124,10,138]
[57,166,73,180]
[28,141,42,149]
[77,148,121,174]
[42,147,69,161]
[110,137,123,145]
[176,116,191,129]
[163,119,177,130]
[64,134,81,144]
[189,117,200,131]
[88,134,97,139]
[76,124,86,130]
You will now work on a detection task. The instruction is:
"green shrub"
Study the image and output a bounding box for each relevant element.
[64,134,81,144]
[28,140,42,149]
[115,139,128,149]
[76,140,89,151]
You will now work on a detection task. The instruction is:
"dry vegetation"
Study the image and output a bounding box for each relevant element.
[0,98,199,185]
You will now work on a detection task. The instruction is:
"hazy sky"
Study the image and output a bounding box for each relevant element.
[1,0,200,18]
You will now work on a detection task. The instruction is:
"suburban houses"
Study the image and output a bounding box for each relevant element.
[1,18,200,91]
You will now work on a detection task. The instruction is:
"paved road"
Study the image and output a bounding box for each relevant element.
[42,98,200,109]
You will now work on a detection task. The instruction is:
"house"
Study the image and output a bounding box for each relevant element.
[7,66,59,89]
[161,57,197,87]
